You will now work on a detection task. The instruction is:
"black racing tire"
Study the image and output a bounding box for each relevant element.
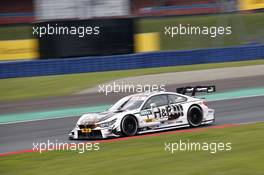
[187,105,203,127]
[121,115,138,136]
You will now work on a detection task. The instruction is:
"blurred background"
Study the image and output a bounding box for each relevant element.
[1,2,264,172]
[0,0,263,78]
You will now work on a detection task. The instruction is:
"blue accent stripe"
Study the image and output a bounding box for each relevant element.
[0,12,34,17]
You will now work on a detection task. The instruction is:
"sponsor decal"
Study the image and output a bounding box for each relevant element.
[152,104,184,120]
[140,110,152,116]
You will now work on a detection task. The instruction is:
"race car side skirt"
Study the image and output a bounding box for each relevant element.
[138,123,189,134]
[137,119,214,134]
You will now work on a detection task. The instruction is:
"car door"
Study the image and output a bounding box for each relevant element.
[140,94,169,126]
[166,94,187,121]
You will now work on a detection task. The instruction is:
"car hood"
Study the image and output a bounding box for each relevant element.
[77,110,125,125]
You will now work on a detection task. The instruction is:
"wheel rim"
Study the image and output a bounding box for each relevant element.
[123,117,137,135]
[189,108,202,126]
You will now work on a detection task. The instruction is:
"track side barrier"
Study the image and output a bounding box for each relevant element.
[0,44,263,79]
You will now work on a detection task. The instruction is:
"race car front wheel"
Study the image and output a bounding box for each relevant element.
[187,105,203,127]
[121,115,138,136]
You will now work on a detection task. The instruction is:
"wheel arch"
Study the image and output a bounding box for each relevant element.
[188,104,203,115]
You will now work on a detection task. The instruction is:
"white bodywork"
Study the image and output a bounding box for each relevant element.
[69,91,215,139]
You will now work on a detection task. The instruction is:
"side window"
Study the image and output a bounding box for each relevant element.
[168,94,187,104]
[142,95,168,110]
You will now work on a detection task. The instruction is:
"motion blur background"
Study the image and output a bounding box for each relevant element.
[1,2,264,173]
[0,0,263,78]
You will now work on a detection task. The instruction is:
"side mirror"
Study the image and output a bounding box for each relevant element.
[150,103,157,109]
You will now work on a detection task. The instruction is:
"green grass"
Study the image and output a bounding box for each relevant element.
[0,25,33,40]
[0,60,264,102]
[1,12,264,48]
[1,122,264,175]
[136,12,264,50]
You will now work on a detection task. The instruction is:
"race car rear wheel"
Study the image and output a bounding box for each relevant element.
[121,115,138,136]
[187,105,203,127]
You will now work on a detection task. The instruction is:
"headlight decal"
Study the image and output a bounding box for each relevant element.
[100,119,117,128]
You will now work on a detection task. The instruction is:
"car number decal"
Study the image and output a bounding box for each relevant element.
[81,128,92,133]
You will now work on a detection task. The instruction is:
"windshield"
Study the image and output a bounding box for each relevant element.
[108,95,146,111]
[118,98,144,110]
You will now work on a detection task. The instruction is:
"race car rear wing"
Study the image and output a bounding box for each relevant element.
[176,85,216,96]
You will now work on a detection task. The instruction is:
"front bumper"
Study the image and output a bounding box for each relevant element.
[69,127,120,139]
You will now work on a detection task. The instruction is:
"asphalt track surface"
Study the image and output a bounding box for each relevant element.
[1,75,264,114]
[0,76,264,154]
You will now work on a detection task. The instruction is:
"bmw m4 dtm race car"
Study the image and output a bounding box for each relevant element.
[69,86,215,139]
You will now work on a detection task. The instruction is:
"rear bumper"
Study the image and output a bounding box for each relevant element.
[203,108,215,124]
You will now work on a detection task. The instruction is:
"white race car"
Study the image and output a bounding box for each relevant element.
[69,86,215,139]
